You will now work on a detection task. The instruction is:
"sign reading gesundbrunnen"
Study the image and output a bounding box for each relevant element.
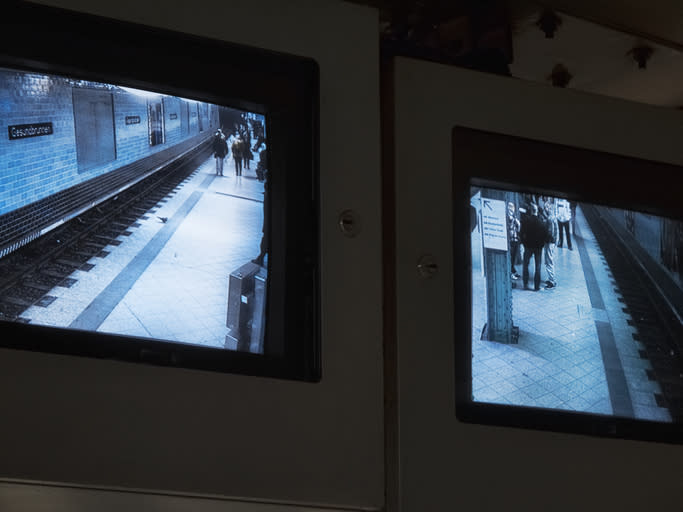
[481,197,508,251]
[8,122,53,140]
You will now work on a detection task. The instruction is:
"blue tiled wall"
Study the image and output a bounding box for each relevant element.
[0,67,217,216]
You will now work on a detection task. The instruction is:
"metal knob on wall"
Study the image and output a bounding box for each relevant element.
[417,254,439,278]
[339,209,361,237]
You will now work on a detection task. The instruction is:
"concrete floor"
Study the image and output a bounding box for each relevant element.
[23,155,265,351]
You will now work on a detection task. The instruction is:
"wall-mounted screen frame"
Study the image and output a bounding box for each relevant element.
[453,126,683,444]
[0,0,320,382]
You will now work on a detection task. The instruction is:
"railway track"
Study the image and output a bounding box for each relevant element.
[0,145,210,323]
[582,204,683,422]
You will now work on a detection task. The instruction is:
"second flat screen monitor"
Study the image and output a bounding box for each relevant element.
[454,127,683,444]
[470,183,681,423]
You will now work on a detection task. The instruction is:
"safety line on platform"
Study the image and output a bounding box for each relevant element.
[575,218,635,419]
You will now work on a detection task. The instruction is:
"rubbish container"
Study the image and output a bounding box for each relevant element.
[225,262,260,351]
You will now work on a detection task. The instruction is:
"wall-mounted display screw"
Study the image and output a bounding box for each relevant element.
[628,45,654,69]
[547,63,572,87]
[417,254,439,278]
[339,209,361,237]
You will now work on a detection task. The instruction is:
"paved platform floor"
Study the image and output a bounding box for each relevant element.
[23,155,265,351]
[471,206,672,422]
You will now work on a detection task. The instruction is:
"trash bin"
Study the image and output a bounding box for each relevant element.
[225,262,260,351]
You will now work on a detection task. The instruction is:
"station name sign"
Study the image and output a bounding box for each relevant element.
[8,122,53,140]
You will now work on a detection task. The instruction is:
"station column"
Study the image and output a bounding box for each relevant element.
[480,189,517,344]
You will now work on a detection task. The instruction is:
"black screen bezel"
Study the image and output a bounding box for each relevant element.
[0,1,320,382]
[453,126,683,444]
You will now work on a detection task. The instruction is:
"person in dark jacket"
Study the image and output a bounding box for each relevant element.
[231,135,243,176]
[242,129,253,170]
[520,203,547,291]
[507,201,521,280]
[212,129,228,176]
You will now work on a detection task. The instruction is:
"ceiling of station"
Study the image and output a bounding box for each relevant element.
[348,0,683,107]
[530,0,683,48]
[509,3,683,107]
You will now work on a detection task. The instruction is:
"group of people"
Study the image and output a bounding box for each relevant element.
[210,121,269,267]
[211,128,256,177]
[507,196,575,292]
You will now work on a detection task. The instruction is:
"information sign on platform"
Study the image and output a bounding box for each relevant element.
[481,198,508,251]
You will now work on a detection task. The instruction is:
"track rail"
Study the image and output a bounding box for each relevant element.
[582,204,683,422]
[0,144,210,322]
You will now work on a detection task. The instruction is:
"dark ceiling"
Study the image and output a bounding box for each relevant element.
[350,0,517,74]
[346,0,683,107]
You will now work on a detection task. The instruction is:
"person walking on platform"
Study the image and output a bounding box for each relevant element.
[556,198,573,250]
[520,203,546,291]
[243,143,253,171]
[241,128,253,170]
[212,129,228,176]
[507,201,521,281]
[232,135,244,176]
[569,200,578,236]
[541,200,559,289]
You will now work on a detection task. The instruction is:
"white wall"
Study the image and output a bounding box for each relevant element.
[390,56,683,511]
[0,1,383,510]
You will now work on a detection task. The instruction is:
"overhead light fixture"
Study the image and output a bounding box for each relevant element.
[536,9,562,39]
[547,63,572,87]
[627,45,655,69]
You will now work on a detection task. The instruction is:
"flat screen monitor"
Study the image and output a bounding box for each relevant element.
[453,127,683,444]
[0,1,319,381]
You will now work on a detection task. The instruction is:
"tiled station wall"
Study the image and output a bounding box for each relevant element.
[0,67,217,216]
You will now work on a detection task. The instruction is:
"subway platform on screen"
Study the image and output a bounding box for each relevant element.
[20,155,266,353]
[471,206,674,423]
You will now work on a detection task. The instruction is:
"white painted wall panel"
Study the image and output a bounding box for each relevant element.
[0,1,383,510]
[391,57,683,512]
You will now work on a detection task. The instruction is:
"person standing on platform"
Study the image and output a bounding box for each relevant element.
[212,129,228,176]
[507,201,521,281]
[232,135,243,176]
[243,142,253,171]
[252,164,269,267]
[541,200,559,289]
[520,203,546,291]
[569,200,578,235]
[556,198,573,250]
[255,147,267,182]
